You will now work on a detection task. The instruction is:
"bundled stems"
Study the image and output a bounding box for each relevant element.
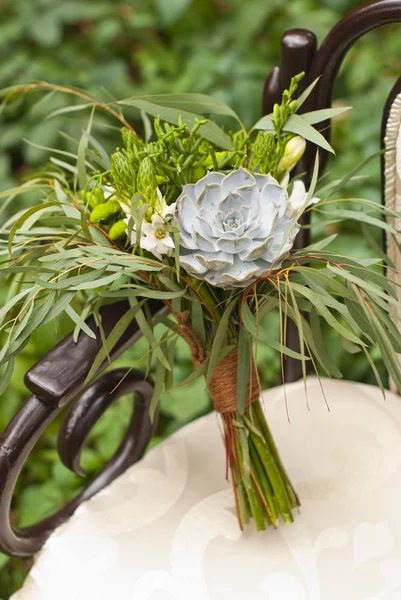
[223,400,299,530]
[176,311,299,530]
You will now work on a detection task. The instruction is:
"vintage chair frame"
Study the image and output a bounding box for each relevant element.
[1,0,401,558]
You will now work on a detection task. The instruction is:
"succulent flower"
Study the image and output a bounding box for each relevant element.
[176,167,306,288]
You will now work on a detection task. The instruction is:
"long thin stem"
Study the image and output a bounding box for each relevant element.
[7,82,137,135]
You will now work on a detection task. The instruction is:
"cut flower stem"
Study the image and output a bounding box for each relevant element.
[223,400,299,530]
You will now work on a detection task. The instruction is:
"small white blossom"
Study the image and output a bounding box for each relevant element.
[289,180,319,215]
[131,203,177,260]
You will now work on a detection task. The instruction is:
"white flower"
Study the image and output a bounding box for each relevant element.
[132,203,177,260]
[289,180,320,215]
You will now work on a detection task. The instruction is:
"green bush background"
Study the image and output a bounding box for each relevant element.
[1,0,400,596]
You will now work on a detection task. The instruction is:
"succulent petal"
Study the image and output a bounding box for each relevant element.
[239,236,274,261]
[254,173,279,190]
[220,256,260,284]
[221,167,256,197]
[260,183,288,218]
[194,251,233,271]
[195,171,224,197]
[197,184,221,214]
[217,236,252,254]
[180,254,208,275]
[195,230,218,252]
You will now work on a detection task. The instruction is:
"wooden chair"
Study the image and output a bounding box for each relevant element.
[4,0,401,597]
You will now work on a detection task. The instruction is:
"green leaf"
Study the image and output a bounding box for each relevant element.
[85,299,148,383]
[45,103,93,120]
[65,304,96,339]
[33,267,105,290]
[100,287,186,300]
[328,264,400,307]
[7,202,61,255]
[355,286,401,391]
[70,270,123,290]
[150,348,166,421]
[176,359,209,388]
[300,106,352,124]
[77,106,95,190]
[318,208,397,234]
[251,114,273,131]
[282,114,335,153]
[241,300,309,360]
[206,297,237,385]
[134,305,171,371]
[155,0,193,25]
[237,327,251,415]
[302,233,338,252]
[238,423,251,490]
[190,293,206,348]
[0,358,14,396]
[117,98,233,150]
[12,291,56,352]
[0,288,32,324]
[310,307,342,378]
[323,150,383,200]
[131,93,241,123]
[289,281,364,345]
[295,77,320,110]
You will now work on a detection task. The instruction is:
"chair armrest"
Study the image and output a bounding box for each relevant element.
[24,299,164,407]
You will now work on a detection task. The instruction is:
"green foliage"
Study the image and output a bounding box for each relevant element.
[1,0,401,595]
[111,117,246,206]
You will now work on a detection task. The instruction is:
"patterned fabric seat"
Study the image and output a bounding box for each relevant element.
[11,377,401,600]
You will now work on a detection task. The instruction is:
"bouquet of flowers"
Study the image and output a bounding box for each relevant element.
[1,73,401,531]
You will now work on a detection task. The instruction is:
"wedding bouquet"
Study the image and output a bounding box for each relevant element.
[1,73,401,531]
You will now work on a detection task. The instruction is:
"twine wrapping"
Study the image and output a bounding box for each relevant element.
[175,311,260,413]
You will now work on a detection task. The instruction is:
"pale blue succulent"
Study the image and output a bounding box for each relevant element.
[176,167,304,288]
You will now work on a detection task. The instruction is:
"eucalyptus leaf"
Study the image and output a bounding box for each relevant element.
[237,327,251,415]
[117,98,233,150]
[128,93,241,123]
[283,114,335,153]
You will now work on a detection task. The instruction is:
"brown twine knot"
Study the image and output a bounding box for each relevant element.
[175,311,260,413]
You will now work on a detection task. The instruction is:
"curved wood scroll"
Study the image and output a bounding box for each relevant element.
[0,300,164,556]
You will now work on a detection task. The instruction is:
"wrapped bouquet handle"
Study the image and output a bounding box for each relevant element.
[176,311,298,528]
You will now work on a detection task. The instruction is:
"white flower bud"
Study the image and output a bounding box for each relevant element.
[281,136,306,171]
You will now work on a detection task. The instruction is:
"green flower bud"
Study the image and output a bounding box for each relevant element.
[111,152,136,199]
[137,157,157,199]
[109,219,127,241]
[90,200,122,224]
[273,103,281,121]
[86,187,105,210]
[281,136,306,170]
[250,131,275,173]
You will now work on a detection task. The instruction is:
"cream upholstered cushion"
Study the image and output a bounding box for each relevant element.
[11,377,401,600]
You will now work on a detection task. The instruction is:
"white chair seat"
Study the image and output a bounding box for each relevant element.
[11,377,401,600]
